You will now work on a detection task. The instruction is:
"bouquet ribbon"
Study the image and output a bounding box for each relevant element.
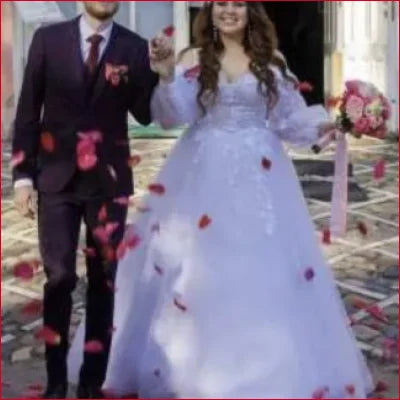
[313,130,348,237]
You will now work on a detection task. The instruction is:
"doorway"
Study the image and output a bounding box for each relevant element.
[263,1,325,105]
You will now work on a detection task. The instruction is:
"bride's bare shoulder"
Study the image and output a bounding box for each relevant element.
[176,47,200,68]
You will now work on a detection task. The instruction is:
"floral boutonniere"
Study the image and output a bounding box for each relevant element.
[105,63,129,87]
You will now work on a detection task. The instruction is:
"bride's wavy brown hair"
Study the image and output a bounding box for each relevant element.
[187,1,294,113]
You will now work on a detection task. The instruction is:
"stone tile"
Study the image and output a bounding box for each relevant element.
[11,347,32,363]
[313,214,398,250]
[353,324,380,342]
[356,199,399,223]
[1,138,398,398]
[2,324,18,333]
[20,334,35,347]
[1,334,16,344]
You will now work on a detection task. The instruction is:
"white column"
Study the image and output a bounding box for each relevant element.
[385,1,398,132]
[12,2,24,103]
[173,1,189,54]
[129,1,136,31]
[77,2,84,14]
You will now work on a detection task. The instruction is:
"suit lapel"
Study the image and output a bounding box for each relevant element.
[89,24,120,106]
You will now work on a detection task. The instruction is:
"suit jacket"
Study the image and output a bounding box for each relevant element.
[12,17,159,197]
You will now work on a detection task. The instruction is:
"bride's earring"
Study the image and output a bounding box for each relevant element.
[213,25,218,43]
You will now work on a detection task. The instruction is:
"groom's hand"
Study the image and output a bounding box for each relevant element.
[14,186,35,219]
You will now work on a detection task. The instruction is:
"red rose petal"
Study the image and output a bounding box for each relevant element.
[198,214,212,229]
[102,245,115,262]
[312,388,325,399]
[373,159,386,180]
[93,227,109,244]
[40,132,56,153]
[163,25,175,37]
[106,222,119,235]
[76,134,99,171]
[125,232,141,250]
[357,221,368,236]
[98,204,107,223]
[77,153,98,171]
[93,222,119,244]
[261,157,272,170]
[183,65,201,79]
[35,326,61,346]
[83,247,96,258]
[21,300,43,316]
[116,241,127,260]
[345,384,355,396]
[296,81,314,92]
[374,380,388,392]
[127,155,141,168]
[312,386,329,399]
[84,340,104,354]
[365,304,388,323]
[13,261,39,281]
[11,150,25,168]
[27,383,44,392]
[148,184,166,195]
[304,267,315,281]
[322,228,331,244]
[154,264,164,276]
[174,298,187,312]
[113,197,130,206]
[77,137,95,155]
[352,298,369,309]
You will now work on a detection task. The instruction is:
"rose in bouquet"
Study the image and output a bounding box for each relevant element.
[312,81,391,237]
[313,80,392,153]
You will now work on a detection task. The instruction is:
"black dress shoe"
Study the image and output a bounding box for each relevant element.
[42,383,67,398]
[77,384,104,399]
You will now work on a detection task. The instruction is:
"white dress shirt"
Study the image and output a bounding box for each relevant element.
[79,14,113,63]
[15,16,114,189]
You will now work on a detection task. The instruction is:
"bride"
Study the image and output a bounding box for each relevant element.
[71,2,373,398]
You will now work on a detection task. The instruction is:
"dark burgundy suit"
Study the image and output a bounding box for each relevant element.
[12,17,158,389]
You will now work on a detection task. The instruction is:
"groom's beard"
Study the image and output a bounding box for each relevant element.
[84,1,120,21]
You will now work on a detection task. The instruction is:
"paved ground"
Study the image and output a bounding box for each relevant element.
[1,136,398,399]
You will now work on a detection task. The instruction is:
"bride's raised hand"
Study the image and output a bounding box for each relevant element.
[150,28,175,82]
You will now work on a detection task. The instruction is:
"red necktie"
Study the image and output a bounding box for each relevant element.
[86,34,103,75]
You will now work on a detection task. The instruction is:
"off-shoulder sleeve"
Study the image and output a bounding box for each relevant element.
[151,65,201,129]
[268,67,329,147]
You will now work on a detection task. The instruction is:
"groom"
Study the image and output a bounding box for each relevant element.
[12,2,158,398]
